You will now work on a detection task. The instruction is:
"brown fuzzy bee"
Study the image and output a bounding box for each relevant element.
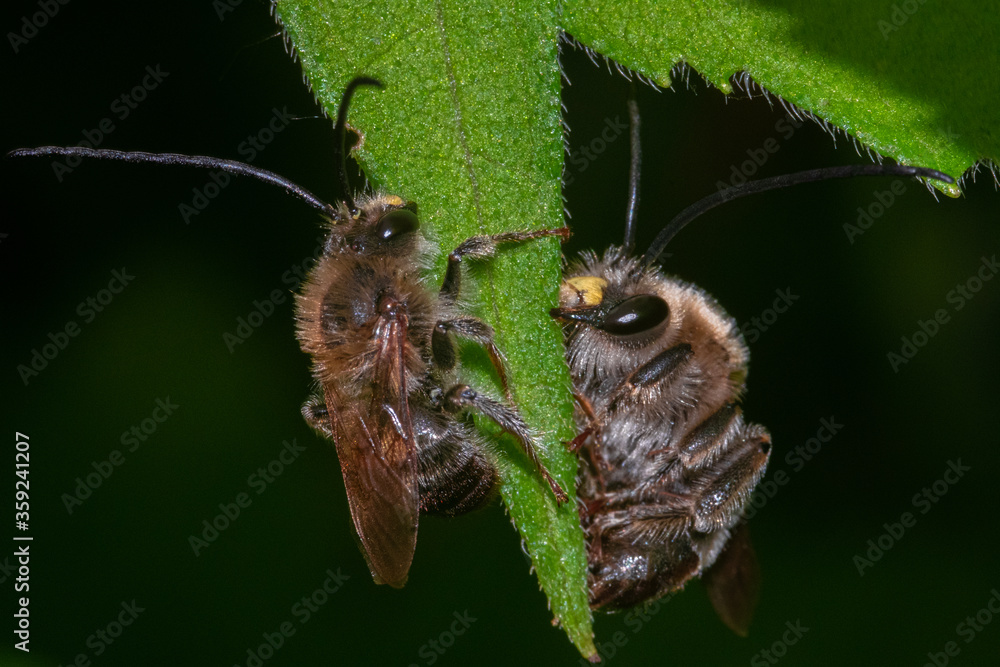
[292,77,569,588]
[8,75,568,590]
[552,96,954,634]
[294,186,569,587]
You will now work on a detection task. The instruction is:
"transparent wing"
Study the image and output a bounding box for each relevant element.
[323,309,418,588]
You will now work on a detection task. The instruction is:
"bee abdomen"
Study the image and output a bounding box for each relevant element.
[588,533,700,611]
[414,415,498,517]
[418,451,497,517]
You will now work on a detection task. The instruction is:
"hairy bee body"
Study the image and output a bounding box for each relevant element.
[295,193,499,522]
[552,91,951,631]
[296,189,568,588]
[555,246,771,629]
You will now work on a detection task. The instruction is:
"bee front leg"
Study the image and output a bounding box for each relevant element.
[604,343,694,414]
[438,227,570,303]
[567,391,602,453]
[442,384,569,504]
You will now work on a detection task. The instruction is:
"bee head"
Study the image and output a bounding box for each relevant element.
[551,273,670,341]
[326,196,420,255]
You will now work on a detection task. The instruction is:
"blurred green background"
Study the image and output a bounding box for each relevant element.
[3,1,998,665]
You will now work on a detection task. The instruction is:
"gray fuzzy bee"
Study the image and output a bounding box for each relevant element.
[552,94,953,634]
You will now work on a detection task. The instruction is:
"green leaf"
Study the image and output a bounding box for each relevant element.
[273,0,595,659]
[563,0,999,195]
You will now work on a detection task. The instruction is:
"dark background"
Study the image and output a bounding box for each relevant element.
[3,1,998,665]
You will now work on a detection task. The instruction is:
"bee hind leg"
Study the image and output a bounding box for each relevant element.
[442,384,569,504]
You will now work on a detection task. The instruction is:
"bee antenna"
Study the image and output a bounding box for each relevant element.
[623,83,641,253]
[334,76,385,214]
[6,146,340,218]
[640,164,955,267]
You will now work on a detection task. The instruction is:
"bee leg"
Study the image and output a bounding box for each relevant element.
[686,425,771,534]
[301,393,333,439]
[438,227,571,303]
[605,343,694,413]
[565,391,615,493]
[582,510,605,564]
[432,317,511,401]
[435,227,569,402]
[442,384,569,504]
[566,426,593,453]
[675,403,742,469]
[567,391,602,452]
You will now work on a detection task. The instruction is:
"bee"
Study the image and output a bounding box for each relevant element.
[292,77,569,588]
[552,94,954,634]
[8,75,568,590]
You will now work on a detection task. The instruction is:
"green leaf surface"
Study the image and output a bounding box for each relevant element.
[563,0,999,195]
[273,0,595,659]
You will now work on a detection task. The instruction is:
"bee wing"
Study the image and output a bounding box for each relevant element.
[702,521,761,636]
[323,311,418,589]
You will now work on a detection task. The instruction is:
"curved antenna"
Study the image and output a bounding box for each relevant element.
[333,76,385,213]
[641,164,955,267]
[623,83,641,252]
[7,145,339,218]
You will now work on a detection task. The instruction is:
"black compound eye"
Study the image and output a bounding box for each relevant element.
[601,294,669,335]
[375,208,419,241]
